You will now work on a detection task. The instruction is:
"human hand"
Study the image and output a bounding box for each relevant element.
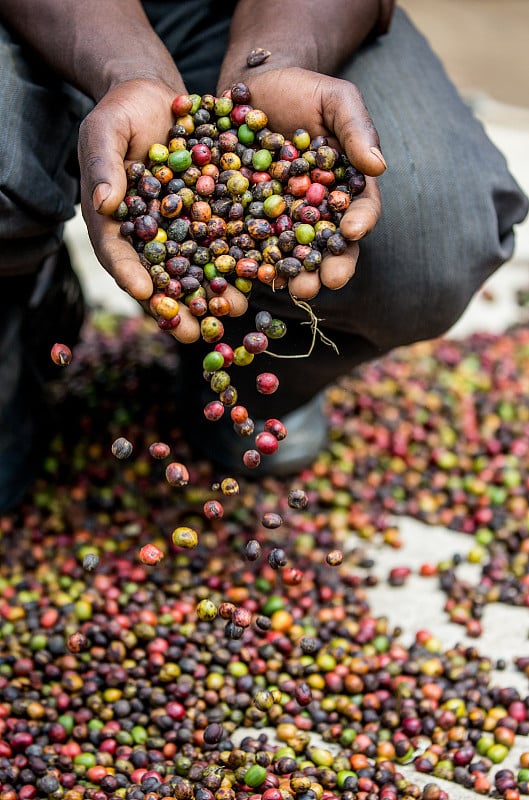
[78,78,248,343]
[228,67,385,300]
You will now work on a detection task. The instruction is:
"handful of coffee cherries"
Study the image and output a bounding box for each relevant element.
[115,82,366,468]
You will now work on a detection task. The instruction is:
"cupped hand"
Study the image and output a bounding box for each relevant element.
[231,68,385,300]
[78,78,248,343]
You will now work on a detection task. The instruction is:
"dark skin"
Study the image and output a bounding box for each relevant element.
[0,0,387,342]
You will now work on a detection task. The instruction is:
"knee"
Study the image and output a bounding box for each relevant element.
[397,263,478,344]
[363,170,526,349]
[354,224,498,351]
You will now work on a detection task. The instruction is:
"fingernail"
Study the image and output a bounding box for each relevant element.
[342,223,366,240]
[370,147,387,170]
[92,182,111,211]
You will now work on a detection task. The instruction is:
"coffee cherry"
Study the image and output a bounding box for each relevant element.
[256,372,279,395]
[51,342,72,366]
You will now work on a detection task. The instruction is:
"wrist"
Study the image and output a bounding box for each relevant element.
[92,64,185,104]
[217,0,387,96]
[0,0,185,103]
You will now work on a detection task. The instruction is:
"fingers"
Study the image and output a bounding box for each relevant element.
[139,299,201,344]
[165,283,248,344]
[319,242,360,290]
[202,283,249,316]
[288,171,374,296]
[223,284,249,317]
[138,292,201,344]
[168,306,201,344]
[340,176,381,241]
[289,270,321,300]
[288,240,360,299]
[78,107,130,217]
[81,202,154,301]
[164,284,247,344]
[324,78,387,178]
[78,79,178,216]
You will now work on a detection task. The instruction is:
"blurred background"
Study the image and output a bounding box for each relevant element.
[397,0,529,337]
[400,0,529,108]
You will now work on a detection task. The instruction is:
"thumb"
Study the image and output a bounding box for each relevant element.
[78,108,129,216]
[324,78,387,177]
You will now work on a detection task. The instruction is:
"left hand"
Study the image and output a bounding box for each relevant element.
[220,67,385,299]
[78,77,248,343]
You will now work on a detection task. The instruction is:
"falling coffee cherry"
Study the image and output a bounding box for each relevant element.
[288,489,309,509]
[165,462,190,486]
[138,543,165,565]
[148,441,171,459]
[256,372,279,395]
[50,342,72,366]
[244,539,262,561]
[111,437,133,460]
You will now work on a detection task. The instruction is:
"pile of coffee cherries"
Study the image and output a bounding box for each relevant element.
[5,317,529,800]
[115,82,366,467]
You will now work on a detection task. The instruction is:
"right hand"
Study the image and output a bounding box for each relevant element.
[78,78,248,343]
[235,68,385,301]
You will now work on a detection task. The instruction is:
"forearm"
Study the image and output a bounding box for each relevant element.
[217,0,393,91]
[0,0,182,101]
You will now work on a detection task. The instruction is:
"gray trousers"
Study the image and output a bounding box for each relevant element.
[1,2,527,414]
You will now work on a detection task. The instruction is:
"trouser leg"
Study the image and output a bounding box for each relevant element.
[0,23,89,509]
[0,25,90,276]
